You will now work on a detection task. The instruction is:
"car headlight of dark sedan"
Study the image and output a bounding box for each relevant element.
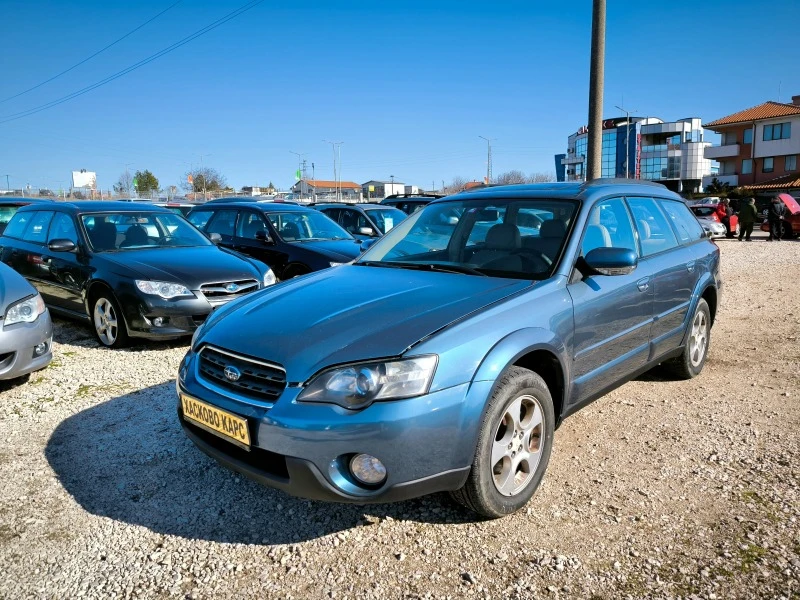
[298,355,438,409]
[263,269,277,287]
[3,294,46,328]
[135,280,193,299]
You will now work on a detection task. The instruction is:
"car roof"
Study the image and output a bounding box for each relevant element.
[0,196,54,205]
[314,203,387,210]
[15,200,172,213]
[436,179,680,205]
[191,202,316,213]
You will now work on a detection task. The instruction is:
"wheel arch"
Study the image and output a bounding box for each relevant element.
[84,280,130,327]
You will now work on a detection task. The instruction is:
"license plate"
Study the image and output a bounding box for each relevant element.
[181,393,251,448]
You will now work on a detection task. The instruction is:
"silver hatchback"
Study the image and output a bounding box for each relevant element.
[0,262,52,381]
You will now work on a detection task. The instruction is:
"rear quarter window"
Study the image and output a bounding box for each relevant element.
[2,211,32,238]
[659,200,705,244]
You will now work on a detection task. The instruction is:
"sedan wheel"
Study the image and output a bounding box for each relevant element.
[92,294,129,348]
[450,366,554,518]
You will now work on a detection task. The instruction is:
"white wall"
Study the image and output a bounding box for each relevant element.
[753,116,800,158]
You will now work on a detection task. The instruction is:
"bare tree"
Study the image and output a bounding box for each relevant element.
[494,170,527,185]
[113,171,133,196]
[182,167,227,194]
[443,176,467,195]
[527,172,557,183]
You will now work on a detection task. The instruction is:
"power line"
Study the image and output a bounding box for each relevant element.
[0,0,265,124]
[0,0,183,105]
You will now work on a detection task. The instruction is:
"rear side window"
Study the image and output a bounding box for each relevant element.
[48,213,79,245]
[626,198,679,257]
[2,211,32,238]
[187,210,213,229]
[24,211,55,243]
[659,200,705,244]
[206,210,237,236]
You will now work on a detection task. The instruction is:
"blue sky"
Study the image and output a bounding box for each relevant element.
[1,0,798,193]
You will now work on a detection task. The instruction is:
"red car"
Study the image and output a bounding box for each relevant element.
[760,193,800,239]
[690,202,739,238]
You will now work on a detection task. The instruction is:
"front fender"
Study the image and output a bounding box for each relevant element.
[449,328,571,467]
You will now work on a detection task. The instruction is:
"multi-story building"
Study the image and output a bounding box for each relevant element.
[558,116,713,193]
[291,179,363,201]
[702,96,800,193]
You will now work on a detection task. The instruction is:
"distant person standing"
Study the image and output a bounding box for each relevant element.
[737,197,758,242]
[716,198,734,238]
[766,196,786,241]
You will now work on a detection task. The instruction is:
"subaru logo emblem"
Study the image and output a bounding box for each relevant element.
[223,366,241,382]
[226,283,239,293]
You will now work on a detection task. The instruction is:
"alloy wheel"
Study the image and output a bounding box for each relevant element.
[689,310,708,367]
[491,395,545,496]
[93,298,118,346]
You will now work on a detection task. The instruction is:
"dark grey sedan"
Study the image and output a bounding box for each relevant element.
[0,262,52,381]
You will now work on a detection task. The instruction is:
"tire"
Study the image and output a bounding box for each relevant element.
[90,290,129,349]
[450,366,555,518]
[663,298,710,379]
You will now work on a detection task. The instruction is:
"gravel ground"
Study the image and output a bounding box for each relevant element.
[1,232,798,600]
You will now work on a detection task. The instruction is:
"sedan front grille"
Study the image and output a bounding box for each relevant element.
[199,279,260,306]
[198,346,286,404]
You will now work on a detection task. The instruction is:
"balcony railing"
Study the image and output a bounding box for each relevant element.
[704,144,740,160]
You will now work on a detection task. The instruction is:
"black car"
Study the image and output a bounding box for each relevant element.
[186,202,362,280]
[0,197,54,235]
[313,203,407,240]
[0,202,275,348]
[381,193,443,215]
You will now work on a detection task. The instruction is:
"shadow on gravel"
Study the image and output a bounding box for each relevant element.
[45,383,474,545]
[52,317,189,352]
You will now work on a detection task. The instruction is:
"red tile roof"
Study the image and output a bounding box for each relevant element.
[304,179,361,189]
[742,173,800,191]
[705,101,800,128]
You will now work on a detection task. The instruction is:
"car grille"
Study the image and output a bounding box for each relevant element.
[198,345,286,404]
[199,279,260,307]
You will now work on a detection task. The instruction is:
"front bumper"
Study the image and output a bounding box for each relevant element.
[176,362,483,503]
[0,311,53,380]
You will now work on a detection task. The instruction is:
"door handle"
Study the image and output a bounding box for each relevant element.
[636,277,649,292]
[686,261,696,273]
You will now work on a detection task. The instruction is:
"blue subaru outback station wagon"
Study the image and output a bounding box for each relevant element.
[177,180,721,518]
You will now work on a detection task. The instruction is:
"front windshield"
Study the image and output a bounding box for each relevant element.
[357,198,578,280]
[365,207,406,234]
[267,211,352,241]
[81,211,212,251]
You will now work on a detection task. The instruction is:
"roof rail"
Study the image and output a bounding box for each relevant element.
[384,193,444,200]
[580,178,667,190]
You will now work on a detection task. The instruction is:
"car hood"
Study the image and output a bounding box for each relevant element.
[101,246,261,287]
[0,263,37,311]
[287,239,362,261]
[777,193,800,215]
[198,265,531,381]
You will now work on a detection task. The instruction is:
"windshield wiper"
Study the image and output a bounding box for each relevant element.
[357,261,487,276]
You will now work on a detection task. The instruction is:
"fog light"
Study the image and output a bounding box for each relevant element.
[33,342,48,357]
[153,317,164,327]
[349,454,386,485]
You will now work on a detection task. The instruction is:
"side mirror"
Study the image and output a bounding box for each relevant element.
[255,230,273,244]
[583,247,637,276]
[360,238,378,253]
[208,232,222,244]
[47,239,77,252]
[358,226,375,237]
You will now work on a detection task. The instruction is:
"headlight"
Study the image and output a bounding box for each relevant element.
[329,262,346,267]
[4,294,46,327]
[263,269,277,287]
[298,355,437,409]
[135,280,193,299]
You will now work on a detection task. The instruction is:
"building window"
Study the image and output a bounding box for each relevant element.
[763,122,791,141]
[742,159,753,174]
[763,157,774,173]
[722,131,737,145]
[743,128,753,144]
[787,155,797,171]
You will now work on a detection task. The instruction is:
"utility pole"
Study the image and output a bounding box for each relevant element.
[337,143,343,201]
[615,104,637,178]
[586,0,606,181]
[478,136,495,184]
[311,162,315,201]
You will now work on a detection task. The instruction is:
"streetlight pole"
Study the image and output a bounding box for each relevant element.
[198,154,212,200]
[615,104,637,179]
[289,151,304,199]
[478,136,495,184]
[4,174,9,191]
[322,140,343,201]
[124,163,134,197]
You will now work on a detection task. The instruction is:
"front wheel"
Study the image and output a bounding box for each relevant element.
[663,298,710,379]
[91,292,129,349]
[450,366,554,518]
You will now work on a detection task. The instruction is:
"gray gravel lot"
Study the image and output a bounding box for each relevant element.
[1,232,798,599]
